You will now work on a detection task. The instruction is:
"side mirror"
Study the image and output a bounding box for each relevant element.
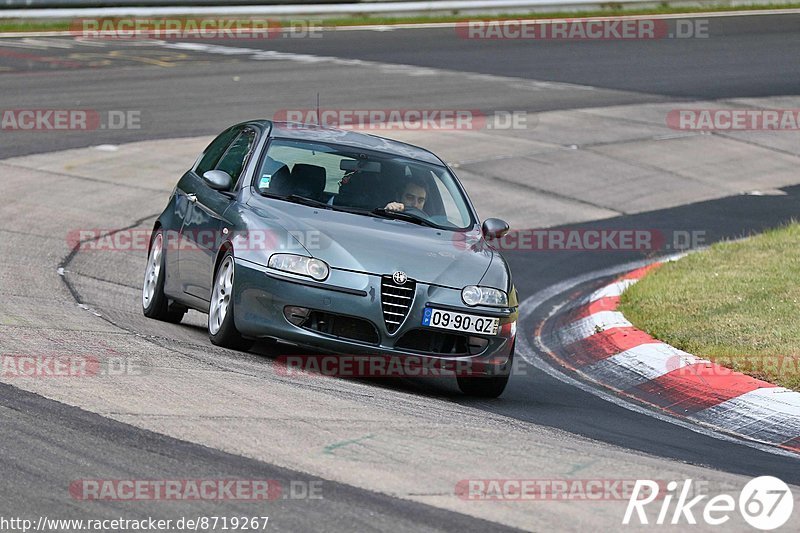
[482,218,510,240]
[202,170,233,191]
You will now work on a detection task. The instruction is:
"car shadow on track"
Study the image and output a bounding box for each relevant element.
[168,321,470,400]
[251,340,468,399]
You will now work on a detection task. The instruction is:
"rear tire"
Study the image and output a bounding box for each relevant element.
[456,347,513,398]
[142,229,185,324]
[208,253,254,351]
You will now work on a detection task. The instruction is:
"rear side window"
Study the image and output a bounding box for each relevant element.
[196,126,241,175]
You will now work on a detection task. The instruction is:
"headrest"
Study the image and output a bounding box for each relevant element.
[290,164,327,198]
[266,165,292,196]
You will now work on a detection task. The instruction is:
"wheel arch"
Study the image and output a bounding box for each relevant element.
[212,240,235,280]
[148,220,163,251]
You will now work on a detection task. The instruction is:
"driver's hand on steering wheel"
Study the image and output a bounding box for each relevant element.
[385,201,405,212]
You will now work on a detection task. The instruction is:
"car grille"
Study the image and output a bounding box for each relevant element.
[381,276,416,333]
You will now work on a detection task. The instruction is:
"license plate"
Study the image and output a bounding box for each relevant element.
[421,308,499,336]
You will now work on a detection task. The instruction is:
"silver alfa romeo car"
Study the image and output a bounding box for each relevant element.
[142,121,518,396]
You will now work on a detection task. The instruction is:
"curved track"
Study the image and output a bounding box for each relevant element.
[1,13,799,531]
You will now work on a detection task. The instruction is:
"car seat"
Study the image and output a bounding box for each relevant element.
[290,164,327,201]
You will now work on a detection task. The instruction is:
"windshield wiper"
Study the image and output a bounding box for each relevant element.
[284,194,332,209]
[262,192,334,209]
[372,207,437,228]
[265,193,370,215]
[262,193,435,225]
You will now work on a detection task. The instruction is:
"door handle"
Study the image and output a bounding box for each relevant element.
[186,193,197,203]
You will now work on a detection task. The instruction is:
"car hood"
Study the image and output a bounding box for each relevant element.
[248,198,493,288]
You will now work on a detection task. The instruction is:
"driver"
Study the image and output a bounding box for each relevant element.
[385,178,428,213]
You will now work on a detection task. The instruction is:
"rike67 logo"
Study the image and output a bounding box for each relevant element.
[623,476,794,530]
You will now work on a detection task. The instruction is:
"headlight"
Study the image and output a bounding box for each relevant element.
[462,285,508,307]
[268,253,329,281]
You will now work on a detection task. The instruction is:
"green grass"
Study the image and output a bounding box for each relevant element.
[0,20,67,33]
[2,3,800,33]
[619,223,800,391]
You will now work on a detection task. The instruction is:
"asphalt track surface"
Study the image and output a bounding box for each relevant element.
[1,12,799,531]
[3,13,800,158]
[197,14,800,99]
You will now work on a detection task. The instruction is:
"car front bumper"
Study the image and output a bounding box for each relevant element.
[233,258,517,376]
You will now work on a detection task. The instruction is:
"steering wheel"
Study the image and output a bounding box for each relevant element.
[402,206,428,219]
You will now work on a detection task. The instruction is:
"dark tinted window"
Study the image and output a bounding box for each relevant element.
[196,126,241,175]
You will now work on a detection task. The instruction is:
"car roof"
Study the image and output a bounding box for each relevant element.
[245,120,444,166]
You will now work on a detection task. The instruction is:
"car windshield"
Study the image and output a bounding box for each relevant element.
[255,138,474,230]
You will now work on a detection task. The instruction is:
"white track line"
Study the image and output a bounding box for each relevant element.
[588,279,637,301]
[558,310,632,345]
[150,40,600,92]
[691,388,800,444]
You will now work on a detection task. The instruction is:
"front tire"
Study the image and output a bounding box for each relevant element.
[142,230,185,324]
[456,348,513,398]
[208,253,253,351]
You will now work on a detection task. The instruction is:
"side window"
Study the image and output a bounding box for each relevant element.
[215,129,257,188]
[195,126,241,176]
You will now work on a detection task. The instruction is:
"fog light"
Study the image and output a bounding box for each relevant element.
[284,306,311,326]
[468,336,490,355]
